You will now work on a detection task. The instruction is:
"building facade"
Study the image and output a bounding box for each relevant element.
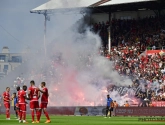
[0,47,23,79]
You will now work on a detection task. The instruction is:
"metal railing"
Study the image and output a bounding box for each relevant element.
[146,46,165,50]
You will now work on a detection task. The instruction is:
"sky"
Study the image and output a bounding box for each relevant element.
[0,0,48,53]
[0,0,150,53]
[0,0,85,53]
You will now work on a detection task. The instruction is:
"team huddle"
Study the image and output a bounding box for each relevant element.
[2,80,51,123]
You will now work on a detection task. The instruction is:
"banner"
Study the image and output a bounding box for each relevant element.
[115,107,165,116]
[2,106,165,116]
[107,85,141,96]
[0,105,75,115]
[146,50,165,55]
[152,101,165,107]
[0,105,31,115]
[46,107,75,115]
[74,106,105,116]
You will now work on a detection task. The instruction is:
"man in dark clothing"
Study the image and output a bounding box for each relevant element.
[104,95,113,118]
[13,93,18,119]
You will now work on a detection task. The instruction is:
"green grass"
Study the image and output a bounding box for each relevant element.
[0,115,165,125]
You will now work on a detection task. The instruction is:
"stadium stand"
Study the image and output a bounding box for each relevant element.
[1,0,165,107]
[90,1,165,106]
[93,15,165,54]
[11,13,165,106]
[102,15,165,106]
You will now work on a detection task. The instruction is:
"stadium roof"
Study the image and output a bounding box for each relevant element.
[31,0,104,11]
[99,0,155,6]
[93,0,165,13]
[31,0,156,13]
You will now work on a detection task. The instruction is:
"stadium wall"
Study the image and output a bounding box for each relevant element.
[1,106,165,116]
[114,10,155,19]
[0,106,106,116]
[91,10,156,22]
[115,107,165,116]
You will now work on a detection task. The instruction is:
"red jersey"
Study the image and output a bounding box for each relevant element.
[18,90,26,104]
[28,86,39,102]
[3,91,10,104]
[41,87,48,103]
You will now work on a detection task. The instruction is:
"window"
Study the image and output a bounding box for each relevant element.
[0,55,6,61]
[11,56,22,63]
[3,65,8,74]
[4,65,8,70]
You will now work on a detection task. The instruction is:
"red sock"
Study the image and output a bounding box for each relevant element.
[20,111,22,120]
[44,111,50,120]
[38,110,41,121]
[6,110,10,118]
[31,110,34,121]
[6,110,8,118]
[23,112,26,120]
[36,110,40,121]
[8,110,10,118]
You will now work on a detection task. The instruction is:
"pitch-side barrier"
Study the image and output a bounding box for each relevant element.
[1,106,165,116]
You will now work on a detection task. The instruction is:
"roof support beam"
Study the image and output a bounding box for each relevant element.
[90,0,111,7]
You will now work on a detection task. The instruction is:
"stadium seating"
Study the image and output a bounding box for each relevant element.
[94,15,165,106]
[93,15,165,52]
[1,14,165,107]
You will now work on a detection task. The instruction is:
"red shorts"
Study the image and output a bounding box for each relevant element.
[40,103,48,109]
[4,103,10,110]
[19,104,26,112]
[30,101,39,110]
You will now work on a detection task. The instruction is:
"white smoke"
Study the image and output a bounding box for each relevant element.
[24,0,133,106]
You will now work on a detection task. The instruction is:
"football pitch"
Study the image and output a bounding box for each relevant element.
[0,115,165,125]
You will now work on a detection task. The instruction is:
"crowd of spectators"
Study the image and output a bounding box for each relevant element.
[93,15,165,56]
[12,69,50,89]
[13,75,24,86]
[12,58,60,91]
[110,47,165,106]
[94,15,165,106]
[9,15,165,107]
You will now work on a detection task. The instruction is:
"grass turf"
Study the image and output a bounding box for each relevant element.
[0,115,165,125]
